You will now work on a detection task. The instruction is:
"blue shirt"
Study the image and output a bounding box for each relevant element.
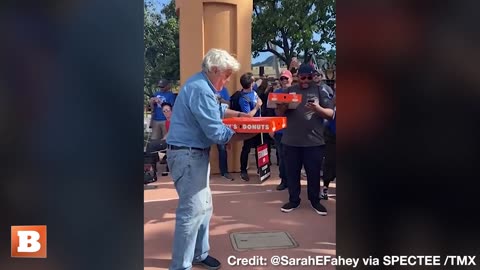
[238,90,260,117]
[273,88,287,135]
[252,83,258,92]
[152,90,176,121]
[166,72,235,148]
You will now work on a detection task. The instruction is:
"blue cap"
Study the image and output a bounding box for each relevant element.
[158,79,170,88]
[297,63,315,75]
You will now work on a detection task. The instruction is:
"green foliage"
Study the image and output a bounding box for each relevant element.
[144,0,179,100]
[252,0,336,68]
[143,0,336,103]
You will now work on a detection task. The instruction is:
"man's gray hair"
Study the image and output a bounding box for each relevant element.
[201,48,241,73]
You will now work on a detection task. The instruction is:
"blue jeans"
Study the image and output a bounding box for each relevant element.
[274,133,286,181]
[167,148,212,270]
[217,144,228,175]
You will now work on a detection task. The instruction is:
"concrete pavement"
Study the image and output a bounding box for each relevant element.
[144,154,336,270]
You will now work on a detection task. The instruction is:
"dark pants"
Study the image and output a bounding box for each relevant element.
[217,144,228,175]
[240,136,259,172]
[284,145,325,204]
[240,134,272,173]
[323,137,336,188]
[146,139,168,172]
[274,133,286,182]
[145,139,167,153]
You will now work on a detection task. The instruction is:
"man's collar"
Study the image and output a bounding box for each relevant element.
[201,71,218,94]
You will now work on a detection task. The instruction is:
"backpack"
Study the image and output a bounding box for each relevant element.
[230,90,242,112]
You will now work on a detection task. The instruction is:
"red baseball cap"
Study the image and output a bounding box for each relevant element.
[280,70,293,80]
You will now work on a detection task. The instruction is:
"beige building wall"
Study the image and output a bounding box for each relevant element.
[176,0,253,174]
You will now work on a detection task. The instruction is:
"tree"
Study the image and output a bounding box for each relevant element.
[144,0,179,99]
[252,0,335,69]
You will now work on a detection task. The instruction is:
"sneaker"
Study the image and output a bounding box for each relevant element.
[276,182,287,191]
[221,173,234,181]
[193,255,221,270]
[320,188,329,200]
[301,169,307,178]
[240,172,250,181]
[311,201,327,215]
[280,202,299,213]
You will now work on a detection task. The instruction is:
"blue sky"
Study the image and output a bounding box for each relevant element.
[152,0,332,63]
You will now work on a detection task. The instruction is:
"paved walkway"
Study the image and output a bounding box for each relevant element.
[144,154,336,270]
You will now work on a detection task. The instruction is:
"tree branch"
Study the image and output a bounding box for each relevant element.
[270,40,285,50]
[254,5,260,17]
[280,28,290,56]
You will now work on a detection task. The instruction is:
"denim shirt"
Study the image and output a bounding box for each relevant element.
[166,72,235,148]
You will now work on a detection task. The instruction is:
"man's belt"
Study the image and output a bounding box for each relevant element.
[167,144,210,151]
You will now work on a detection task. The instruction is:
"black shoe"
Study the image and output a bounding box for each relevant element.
[276,182,287,190]
[280,202,299,213]
[221,173,234,181]
[240,172,250,181]
[311,201,327,216]
[320,188,329,200]
[193,255,221,270]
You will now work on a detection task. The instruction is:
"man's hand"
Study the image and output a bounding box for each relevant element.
[305,102,320,112]
[255,98,263,109]
[224,109,253,118]
[305,102,334,119]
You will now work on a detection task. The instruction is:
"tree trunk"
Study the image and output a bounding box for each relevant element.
[285,56,292,69]
[304,49,310,63]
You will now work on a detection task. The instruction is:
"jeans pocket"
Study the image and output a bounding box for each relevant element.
[167,151,190,183]
[190,150,207,160]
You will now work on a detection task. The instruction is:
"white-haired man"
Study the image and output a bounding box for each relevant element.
[166,48,257,270]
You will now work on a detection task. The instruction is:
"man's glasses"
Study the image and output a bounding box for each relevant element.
[299,75,313,81]
[280,77,289,81]
[163,109,171,113]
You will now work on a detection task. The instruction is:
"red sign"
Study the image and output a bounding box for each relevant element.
[257,144,269,167]
[256,144,271,182]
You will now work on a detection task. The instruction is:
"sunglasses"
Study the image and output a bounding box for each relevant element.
[299,76,313,81]
[280,77,289,81]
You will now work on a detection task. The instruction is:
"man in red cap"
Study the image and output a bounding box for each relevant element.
[271,70,293,190]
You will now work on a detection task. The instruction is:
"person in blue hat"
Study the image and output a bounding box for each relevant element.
[149,79,176,140]
[275,63,334,216]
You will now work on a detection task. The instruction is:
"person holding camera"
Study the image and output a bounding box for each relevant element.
[275,64,334,216]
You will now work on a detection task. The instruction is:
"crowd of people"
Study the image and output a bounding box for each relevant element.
[145,48,336,270]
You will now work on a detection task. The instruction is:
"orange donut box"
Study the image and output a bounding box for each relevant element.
[267,93,303,109]
[222,117,287,133]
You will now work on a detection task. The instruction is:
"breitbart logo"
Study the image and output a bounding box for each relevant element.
[11,225,47,258]
[225,124,270,130]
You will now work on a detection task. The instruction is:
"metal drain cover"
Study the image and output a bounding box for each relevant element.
[230,231,298,251]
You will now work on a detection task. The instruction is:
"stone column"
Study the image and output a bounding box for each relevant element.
[175,0,253,174]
